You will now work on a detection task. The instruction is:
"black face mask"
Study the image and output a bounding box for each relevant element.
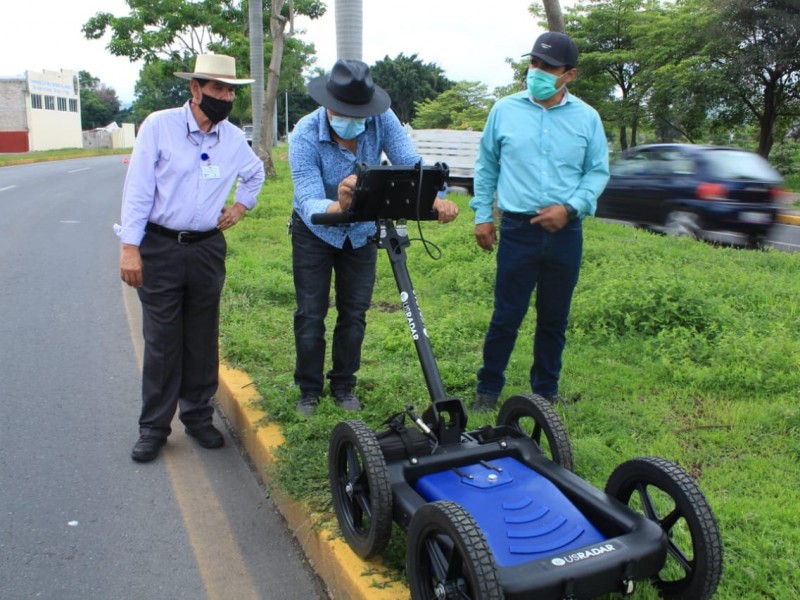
[198,93,233,124]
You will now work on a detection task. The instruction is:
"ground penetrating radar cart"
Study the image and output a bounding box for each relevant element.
[312,162,723,600]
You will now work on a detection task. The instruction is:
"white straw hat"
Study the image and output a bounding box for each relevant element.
[175,54,255,86]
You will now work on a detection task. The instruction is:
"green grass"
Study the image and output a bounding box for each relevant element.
[0,147,130,167]
[221,148,800,599]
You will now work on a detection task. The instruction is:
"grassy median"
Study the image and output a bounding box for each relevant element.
[222,148,798,598]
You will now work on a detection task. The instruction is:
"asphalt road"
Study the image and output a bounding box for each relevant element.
[0,156,326,600]
[598,218,800,251]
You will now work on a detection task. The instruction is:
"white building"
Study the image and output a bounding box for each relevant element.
[0,69,82,152]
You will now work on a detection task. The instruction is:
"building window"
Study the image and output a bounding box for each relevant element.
[44,95,55,110]
[69,98,78,112]
[57,97,67,111]
[31,94,43,109]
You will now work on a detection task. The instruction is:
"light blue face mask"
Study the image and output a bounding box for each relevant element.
[329,115,366,140]
[527,68,562,101]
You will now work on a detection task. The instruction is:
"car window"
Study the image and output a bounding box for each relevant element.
[703,150,782,182]
[610,149,694,177]
[610,153,651,176]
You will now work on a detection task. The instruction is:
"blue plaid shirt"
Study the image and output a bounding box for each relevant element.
[289,107,420,248]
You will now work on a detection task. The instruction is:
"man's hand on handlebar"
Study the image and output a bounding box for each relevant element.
[329,174,357,213]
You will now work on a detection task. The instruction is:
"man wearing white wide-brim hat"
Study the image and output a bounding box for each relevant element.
[115,54,265,463]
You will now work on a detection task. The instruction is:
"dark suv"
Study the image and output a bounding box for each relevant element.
[596,144,786,247]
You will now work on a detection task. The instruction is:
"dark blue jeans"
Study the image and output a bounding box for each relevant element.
[477,215,583,398]
[291,215,377,396]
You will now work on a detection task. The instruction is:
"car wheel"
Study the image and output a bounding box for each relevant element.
[407,501,503,600]
[664,211,702,239]
[744,234,766,250]
[605,457,723,600]
[328,420,393,558]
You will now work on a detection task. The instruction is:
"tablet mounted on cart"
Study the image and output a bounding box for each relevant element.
[312,161,449,225]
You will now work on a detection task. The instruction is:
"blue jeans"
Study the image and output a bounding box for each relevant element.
[291,214,377,396]
[477,215,583,398]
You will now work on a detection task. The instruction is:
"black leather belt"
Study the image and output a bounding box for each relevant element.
[146,222,220,244]
[502,211,537,222]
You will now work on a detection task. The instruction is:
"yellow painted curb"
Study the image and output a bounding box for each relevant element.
[776,212,800,226]
[216,363,409,600]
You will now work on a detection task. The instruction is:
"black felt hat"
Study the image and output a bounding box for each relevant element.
[307,59,391,118]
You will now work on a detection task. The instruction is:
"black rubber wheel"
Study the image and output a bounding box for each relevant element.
[605,457,723,600]
[328,420,393,558]
[407,501,503,600]
[496,394,574,470]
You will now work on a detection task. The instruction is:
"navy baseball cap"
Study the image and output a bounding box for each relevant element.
[522,32,579,68]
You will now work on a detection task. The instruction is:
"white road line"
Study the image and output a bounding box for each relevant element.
[67,167,90,173]
[0,185,17,192]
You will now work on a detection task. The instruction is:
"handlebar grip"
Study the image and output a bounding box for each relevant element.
[310,211,354,225]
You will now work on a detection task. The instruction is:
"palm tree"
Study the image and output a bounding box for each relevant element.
[335,0,362,60]
[248,0,265,152]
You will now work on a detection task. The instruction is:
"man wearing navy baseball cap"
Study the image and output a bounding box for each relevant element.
[470,32,610,411]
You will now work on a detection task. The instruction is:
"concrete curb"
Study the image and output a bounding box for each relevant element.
[776,212,800,226]
[215,364,409,600]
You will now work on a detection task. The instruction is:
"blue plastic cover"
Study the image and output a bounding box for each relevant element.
[414,456,607,567]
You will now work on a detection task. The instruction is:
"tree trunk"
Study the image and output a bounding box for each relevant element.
[259,0,287,178]
[335,0,362,60]
[619,126,628,152]
[541,0,565,32]
[757,80,777,158]
[248,0,265,152]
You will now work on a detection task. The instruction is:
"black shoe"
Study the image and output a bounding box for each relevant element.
[295,393,319,416]
[131,435,166,463]
[545,393,571,407]
[472,392,498,412]
[332,389,362,411]
[185,424,225,449]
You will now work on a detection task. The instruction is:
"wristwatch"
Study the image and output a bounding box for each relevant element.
[563,204,578,221]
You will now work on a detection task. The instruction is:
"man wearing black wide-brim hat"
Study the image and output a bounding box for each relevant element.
[288,59,460,416]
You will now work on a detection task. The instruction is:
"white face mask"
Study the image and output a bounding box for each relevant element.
[329,115,366,139]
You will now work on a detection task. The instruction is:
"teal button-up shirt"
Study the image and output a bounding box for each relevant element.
[470,91,609,224]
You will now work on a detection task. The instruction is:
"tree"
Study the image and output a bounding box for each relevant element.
[411,82,493,131]
[82,0,246,61]
[370,54,452,124]
[259,0,288,177]
[130,59,191,123]
[83,0,325,160]
[566,0,661,151]
[79,71,122,129]
[249,0,266,153]
[706,0,800,157]
[540,0,566,31]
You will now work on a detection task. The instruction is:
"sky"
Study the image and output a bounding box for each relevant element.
[0,0,558,106]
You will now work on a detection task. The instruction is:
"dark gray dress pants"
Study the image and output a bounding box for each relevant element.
[136,231,226,438]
